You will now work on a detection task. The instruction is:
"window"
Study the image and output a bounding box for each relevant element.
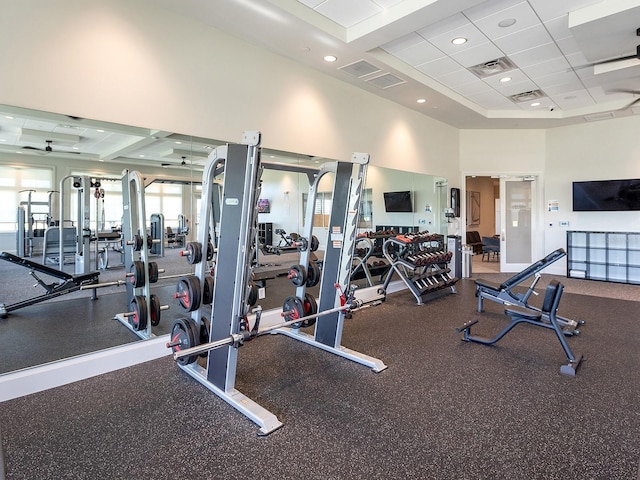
[0,166,53,232]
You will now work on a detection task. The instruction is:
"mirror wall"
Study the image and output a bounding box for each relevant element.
[0,105,448,375]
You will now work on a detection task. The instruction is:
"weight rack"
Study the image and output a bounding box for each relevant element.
[171,131,386,435]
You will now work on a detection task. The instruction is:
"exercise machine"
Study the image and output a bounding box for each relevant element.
[16,189,57,257]
[457,280,584,376]
[474,248,584,334]
[0,251,100,318]
[167,131,386,435]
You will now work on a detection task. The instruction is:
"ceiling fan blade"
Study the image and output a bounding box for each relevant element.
[593,53,638,66]
[625,97,640,109]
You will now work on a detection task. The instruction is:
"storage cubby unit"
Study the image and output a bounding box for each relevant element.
[567,231,640,284]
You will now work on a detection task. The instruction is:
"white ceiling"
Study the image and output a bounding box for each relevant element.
[1,0,640,164]
[151,0,640,129]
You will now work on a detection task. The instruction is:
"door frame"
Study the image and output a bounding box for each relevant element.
[461,171,544,273]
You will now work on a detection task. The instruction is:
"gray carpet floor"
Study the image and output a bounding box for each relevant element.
[1,276,639,479]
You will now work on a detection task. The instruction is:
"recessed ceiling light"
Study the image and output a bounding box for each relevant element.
[324,55,337,62]
[175,141,182,145]
[531,102,541,107]
[500,76,512,83]
[139,154,145,158]
[96,129,105,133]
[417,98,427,104]
[72,146,79,150]
[0,139,5,142]
[498,18,517,28]
[451,37,467,45]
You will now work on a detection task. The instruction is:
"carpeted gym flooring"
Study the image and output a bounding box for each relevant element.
[1,277,639,479]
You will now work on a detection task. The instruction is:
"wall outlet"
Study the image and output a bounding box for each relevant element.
[559,220,570,227]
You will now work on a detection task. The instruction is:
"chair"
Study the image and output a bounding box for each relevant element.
[466,231,483,254]
[481,236,500,261]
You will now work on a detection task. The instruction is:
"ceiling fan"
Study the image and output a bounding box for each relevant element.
[612,89,640,110]
[161,156,190,168]
[22,140,81,155]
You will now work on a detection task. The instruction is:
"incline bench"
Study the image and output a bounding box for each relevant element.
[474,248,584,334]
[0,251,99,318]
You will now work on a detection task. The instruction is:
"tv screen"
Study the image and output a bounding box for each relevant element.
[383,191,413,212]
[573,179,640,211]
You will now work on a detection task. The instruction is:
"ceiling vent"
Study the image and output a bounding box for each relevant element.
[365,73,406,89]
[584,112,616,122]
[509,90,545,103]
[468,57,516,78]
[339,59,382,78]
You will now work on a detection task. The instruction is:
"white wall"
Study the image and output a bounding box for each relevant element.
[460,116,640,274]
[0,0,460,183]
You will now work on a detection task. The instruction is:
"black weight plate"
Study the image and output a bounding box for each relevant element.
[170,318,198,366]
[184,242,203,265]
[207,242,214,261]
[282,295,305,329]
[199,317,211,357]
[129,295,148,331]
[129,261,145,288]
[288,264,307,287]
[306,261,321,287]
[146,235,153,250]
[301,292,318,328]
[150,294,161,327]
[133,234,144,251]
[310,235,319,252]
[247,280,258,307]
[148,262,159,284]
[202,275,214,305]
[175,275,201,312]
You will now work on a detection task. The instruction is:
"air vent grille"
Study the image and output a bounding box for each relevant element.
[509,90,545,103]
[365,73,406,89]
[468,57,516,78]
[339,60,382,78]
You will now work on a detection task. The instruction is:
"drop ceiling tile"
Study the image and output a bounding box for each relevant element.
[427,22,490,56]
[534,70,581,88]
[390,39,445,66]
[315,0,381,28]
[373,0,404,8]
[463,0,525,22]
[492,24,553,55]
[555,36,582,56]
[520,57,571,78]
[435,68,480,87]
[416,56,463,77]
[416,13,469,39]
[543,15,572,40]
[542,79,586,96]
[491,79,539,96]
[449,41,504,67]
[453,79,494,96]
[481,68,531,88]
[381,32,427,54]
[565,51,589,69]
[547,89,595,109]
[527,0,602,22]
[297,0,324,8]
[515,97,555,110]
[509,42,563,67]
[466,89,515,108]
[472,2,540,40]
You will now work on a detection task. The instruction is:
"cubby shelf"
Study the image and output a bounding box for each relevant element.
[567,230,640,284]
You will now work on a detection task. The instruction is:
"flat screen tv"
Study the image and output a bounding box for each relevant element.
[383,190,413,212]
[573,179,640,211]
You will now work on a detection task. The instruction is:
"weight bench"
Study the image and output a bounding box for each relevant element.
[474,248,584,334]
[458,280,583,376]
[0,251,99,318]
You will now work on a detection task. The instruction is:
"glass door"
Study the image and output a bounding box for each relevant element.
[500,176,537,272]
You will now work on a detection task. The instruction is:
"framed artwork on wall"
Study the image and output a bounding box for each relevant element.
[467,191,481,225]
[257,199,270,213]
[450,188,460,217]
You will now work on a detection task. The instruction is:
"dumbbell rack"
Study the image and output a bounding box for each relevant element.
[381,232,458,305]
[169,131,386,435]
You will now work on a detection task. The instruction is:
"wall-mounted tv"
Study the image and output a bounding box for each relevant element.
[573,179,640,211]
[383,190,413,212]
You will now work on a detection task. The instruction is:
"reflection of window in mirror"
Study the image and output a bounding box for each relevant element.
[302,192,332,228]
[358,188,372,229]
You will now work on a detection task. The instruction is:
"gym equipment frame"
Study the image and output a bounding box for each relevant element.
[169,131,386,435]
[474,248,584,334]
[457,280,583,376]
[0,251,100,318]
